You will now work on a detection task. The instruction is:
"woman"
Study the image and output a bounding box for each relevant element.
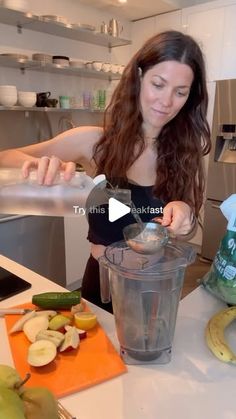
[0,31,211,311]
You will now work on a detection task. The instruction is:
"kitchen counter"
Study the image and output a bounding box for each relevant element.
[0,254,235,419]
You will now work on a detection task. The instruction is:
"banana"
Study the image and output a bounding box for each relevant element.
[205,306,236,364]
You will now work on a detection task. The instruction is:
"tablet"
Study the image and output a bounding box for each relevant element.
[0,267,31,301]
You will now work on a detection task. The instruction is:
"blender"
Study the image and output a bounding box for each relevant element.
[99,229,196,364]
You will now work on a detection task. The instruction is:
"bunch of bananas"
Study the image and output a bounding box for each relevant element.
[205,306,236,363]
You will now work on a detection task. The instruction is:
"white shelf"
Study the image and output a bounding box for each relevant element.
[0,7,131,48]
[0,106,104,112]
[0,56,121,80]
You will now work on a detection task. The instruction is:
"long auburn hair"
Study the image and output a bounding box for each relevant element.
[93,30,211,215]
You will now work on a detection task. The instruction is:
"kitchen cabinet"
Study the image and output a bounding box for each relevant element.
[220,4,236,79]
[182,6,224,82]
[0,215,66,287]
[131,17,155,54]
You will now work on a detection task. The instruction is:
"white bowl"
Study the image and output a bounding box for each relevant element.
[85,62,93,70]
[118,65,125,75]
[18,92,36,107]
[92,61,102,71]
[101,63,111,72]
[0,94,18,106]
[0,85,17,95]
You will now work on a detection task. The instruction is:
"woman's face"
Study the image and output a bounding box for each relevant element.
[139,60,194,137]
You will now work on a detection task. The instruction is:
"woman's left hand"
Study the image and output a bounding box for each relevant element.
[153,201,196,236]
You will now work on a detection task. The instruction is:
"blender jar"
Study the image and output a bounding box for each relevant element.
[99,240,196,364]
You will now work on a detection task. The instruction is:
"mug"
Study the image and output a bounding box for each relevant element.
[36,91,51,107]
[46,98,58,108]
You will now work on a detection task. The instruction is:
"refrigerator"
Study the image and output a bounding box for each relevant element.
[201,79,236,260]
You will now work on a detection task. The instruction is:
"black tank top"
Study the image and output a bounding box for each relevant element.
[87,183,165,246]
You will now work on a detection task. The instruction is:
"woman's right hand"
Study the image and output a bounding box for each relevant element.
[22,156,76,185]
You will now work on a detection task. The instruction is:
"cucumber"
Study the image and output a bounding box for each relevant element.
[32,291,81,309]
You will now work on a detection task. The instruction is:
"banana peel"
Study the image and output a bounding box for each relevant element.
[205,306,236,364]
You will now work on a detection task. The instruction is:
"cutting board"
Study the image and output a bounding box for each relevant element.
[5,303,127,398]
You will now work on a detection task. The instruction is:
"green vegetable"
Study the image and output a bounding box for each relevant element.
[32,291,81,309]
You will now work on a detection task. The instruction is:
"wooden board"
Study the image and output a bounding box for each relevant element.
[5,303,127,398]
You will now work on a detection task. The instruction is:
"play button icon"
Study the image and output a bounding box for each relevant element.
[108,197,131,222]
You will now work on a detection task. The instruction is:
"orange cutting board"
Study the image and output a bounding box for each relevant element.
[5,303,127,398]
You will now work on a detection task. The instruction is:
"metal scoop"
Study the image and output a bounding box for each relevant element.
[123,221,169,255]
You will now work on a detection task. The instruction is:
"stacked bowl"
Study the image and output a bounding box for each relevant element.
[0,85,17,106]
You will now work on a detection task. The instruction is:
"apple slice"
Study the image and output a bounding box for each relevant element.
[23,316,49,343]
[9,310,37,334]
[36,330,65,348]
[59,327,79,352]
[35,310,57,319]
[48,314,71,332]
[28,339,57,367]
[65,325,87,339]
[70,299,86,315]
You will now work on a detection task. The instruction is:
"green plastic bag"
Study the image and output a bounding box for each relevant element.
[202,200,236,304]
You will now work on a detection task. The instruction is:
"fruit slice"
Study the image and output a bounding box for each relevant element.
[35,310,57,320]
[23,316,49,343]
[9,311,36,334]
[48,314,71,332]
[28,340,57,367]
[74,312,97,331]
[59,327,79,352]
[35,330,65,348]
[71,299,86,315]
[65,325,87,339]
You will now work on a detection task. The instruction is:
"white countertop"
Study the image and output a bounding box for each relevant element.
[0,254,235,419]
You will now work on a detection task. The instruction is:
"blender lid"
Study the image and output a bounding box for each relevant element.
[104,239,196,276]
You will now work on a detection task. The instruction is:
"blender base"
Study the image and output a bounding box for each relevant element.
[120,346,172,365]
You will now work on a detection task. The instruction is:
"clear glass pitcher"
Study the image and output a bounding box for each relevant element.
[99,240,196,364]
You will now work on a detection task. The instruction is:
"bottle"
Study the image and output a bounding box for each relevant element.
[0,168,106,217]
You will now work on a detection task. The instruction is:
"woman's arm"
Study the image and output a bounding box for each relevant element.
[0,126,103,184]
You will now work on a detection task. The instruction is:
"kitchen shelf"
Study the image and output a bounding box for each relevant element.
[0,106,104,112]
[0,6,131,48]
[0,55,121,80]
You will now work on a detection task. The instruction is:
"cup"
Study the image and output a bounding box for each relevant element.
[45,98,58,108]
[36,92,51,107]
[59,95,70,109]
[83,91,91,109]
[98,90,106,110]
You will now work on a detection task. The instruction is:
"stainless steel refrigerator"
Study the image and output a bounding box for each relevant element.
[202,79,236,260]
